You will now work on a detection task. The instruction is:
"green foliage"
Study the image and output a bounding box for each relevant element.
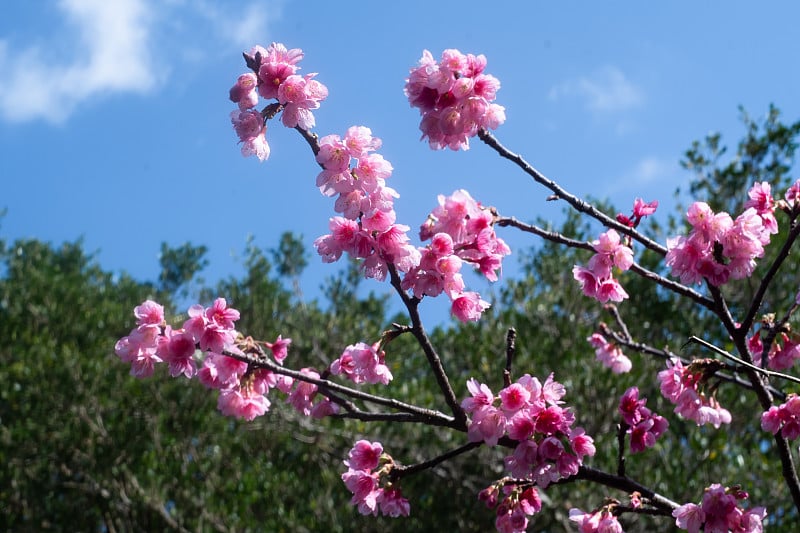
[158,241,209,297]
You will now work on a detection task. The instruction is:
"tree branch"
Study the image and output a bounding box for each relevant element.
[478,129,667,256]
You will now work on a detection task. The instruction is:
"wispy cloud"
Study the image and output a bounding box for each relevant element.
[605,156,679,197]
[549,66,644,113]
[632,156,672,184]
[0,0,157,123]
[0,0,282,124]
[192,0,282,50]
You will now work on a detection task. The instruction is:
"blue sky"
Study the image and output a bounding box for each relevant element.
[2,1,800,321]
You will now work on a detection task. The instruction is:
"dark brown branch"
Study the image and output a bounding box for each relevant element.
[478,129,667,257]
[503,327,516,388]
[616,422,628,477]
[389,442,482,482]
[386,263,468,429]
[740,221,800,335]
[294,125,322,158]
[566,466,680,513]
[223,348,457,428]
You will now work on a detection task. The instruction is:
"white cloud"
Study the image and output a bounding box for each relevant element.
[192,0,282,50]
[0,0,282,124]
[605,156,677,196]
[631,156,672,184]
[549,66,644,113]
[0,0,157,123]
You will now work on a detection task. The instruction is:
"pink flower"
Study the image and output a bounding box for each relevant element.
[467,405,507,446]
[265,335,292,364]
[451,291,490,322]
[217,384,270,421]
[674,484,766,533]
[673,503,705,533]
[229,72,258,110]
[378,488,410,517]
[345,440,384,471]
[633,198,658,218]
[134,300,164,328]
[330,342,393,385]
[587,333,632,373]
[206,298,240,329]
[761,394,800,440]
[569,508,623,533]
[157,327,197,378]
[499,383,531,414]
[341,469,381,516]
[286,368,320,416]
[462,378,494,412]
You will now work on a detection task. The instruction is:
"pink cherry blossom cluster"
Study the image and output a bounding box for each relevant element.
[747,329,800,371]
[313,126,420,282]
[665,182,778,287]
[761,393,800,440]
[462,374,596,493]
[573,229,633,303]
[672,483,766,533]
[568,507,624,533]
[329,341,393,385]
[616,198,658,229]
[587,332,632,373]
[405,49,506,150]
[479,482,542,533]
[402,189,511,322]
[341,440,410,517]
[229,42,328,161]
[115,299,240,379]
[658,358,731,428]
[618,387,668,453]
[115,299,342,421]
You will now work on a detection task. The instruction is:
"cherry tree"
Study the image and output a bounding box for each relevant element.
[113,42,800,532]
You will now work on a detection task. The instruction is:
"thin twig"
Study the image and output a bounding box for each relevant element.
[685,336,800,385]
[496,216,716,311]
[478,129,668,257]
[740,221,800,335]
